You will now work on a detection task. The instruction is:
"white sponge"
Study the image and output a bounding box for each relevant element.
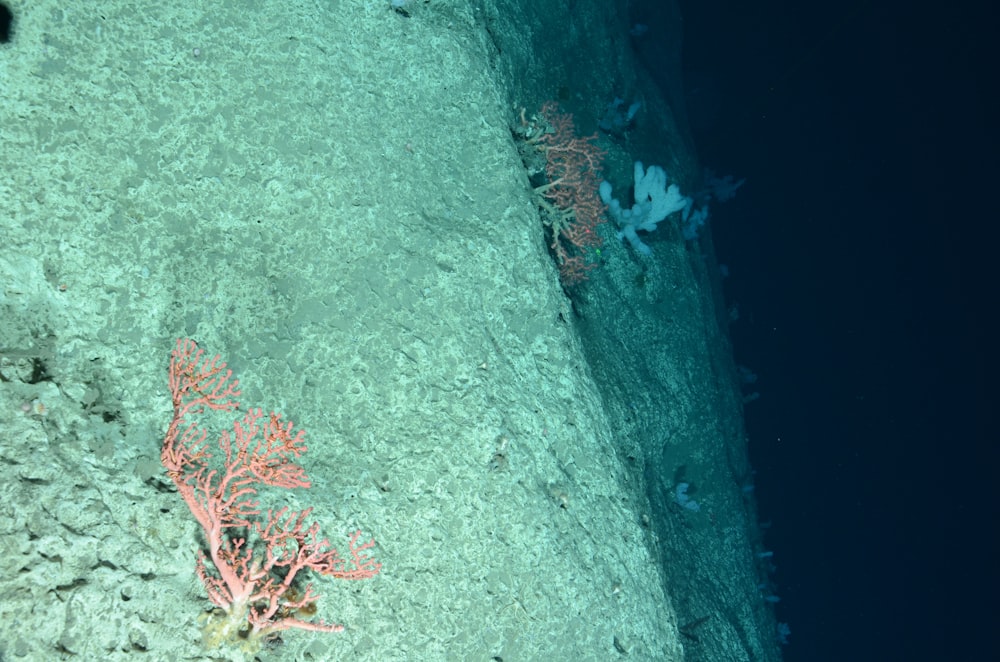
[600,161,690,255]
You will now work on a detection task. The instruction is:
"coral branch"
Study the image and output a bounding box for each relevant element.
[161,339,380,648]
[531,102,608,285]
